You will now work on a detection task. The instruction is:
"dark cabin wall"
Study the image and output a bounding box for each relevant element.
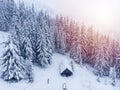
[61,68,73,77]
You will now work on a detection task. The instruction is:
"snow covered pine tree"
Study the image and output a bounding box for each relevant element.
[36,11,53,67]
[1,37,26,82]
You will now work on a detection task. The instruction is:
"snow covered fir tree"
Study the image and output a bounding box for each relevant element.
[1,36,26,82]
[0,0,120,90]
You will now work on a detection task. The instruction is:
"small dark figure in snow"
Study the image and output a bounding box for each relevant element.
[62,83,67,90]
[111,79,116,86]
[47,78,50,84]
[97,77,100,82]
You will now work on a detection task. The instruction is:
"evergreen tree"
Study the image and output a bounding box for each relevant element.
[115,56,120,79]
[109,67,116,86]
[109,40,119,67]
[18,2,28,26]
[86,26,94,66]
[64,16,71,52]
[0,0,8,31]
[54,15,67,54]
[92,32,100,66]
[35,11,53,67]
[10,5,33,82]
[21,38,33,82]
[94,35,110,77]
[70,23,82,65]
[80,24,87,64]
[0,0,15,31]
[45,12,55,51]
[1,37,26,82]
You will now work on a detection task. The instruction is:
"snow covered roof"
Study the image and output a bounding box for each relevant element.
[59,59,73,73]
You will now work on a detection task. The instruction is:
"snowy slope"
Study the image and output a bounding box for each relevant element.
[0,32,119,90]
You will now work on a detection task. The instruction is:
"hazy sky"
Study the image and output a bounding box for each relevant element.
[15,0,120,38]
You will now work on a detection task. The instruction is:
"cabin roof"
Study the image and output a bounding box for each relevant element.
[59,59,73,73]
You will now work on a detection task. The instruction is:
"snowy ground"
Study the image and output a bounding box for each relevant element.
[0,31,119,90]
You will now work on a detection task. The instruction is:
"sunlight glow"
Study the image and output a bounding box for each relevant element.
[94,8,113,23]
[88,0,120,34]
[15,0,120,37]
[93,3,116,26]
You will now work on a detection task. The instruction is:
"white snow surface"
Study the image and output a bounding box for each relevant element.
[0,31,119,90]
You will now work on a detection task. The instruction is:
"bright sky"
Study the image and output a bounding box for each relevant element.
[15,0,120,38]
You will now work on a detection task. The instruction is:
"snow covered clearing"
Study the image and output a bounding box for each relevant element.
[0,54,119,90]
